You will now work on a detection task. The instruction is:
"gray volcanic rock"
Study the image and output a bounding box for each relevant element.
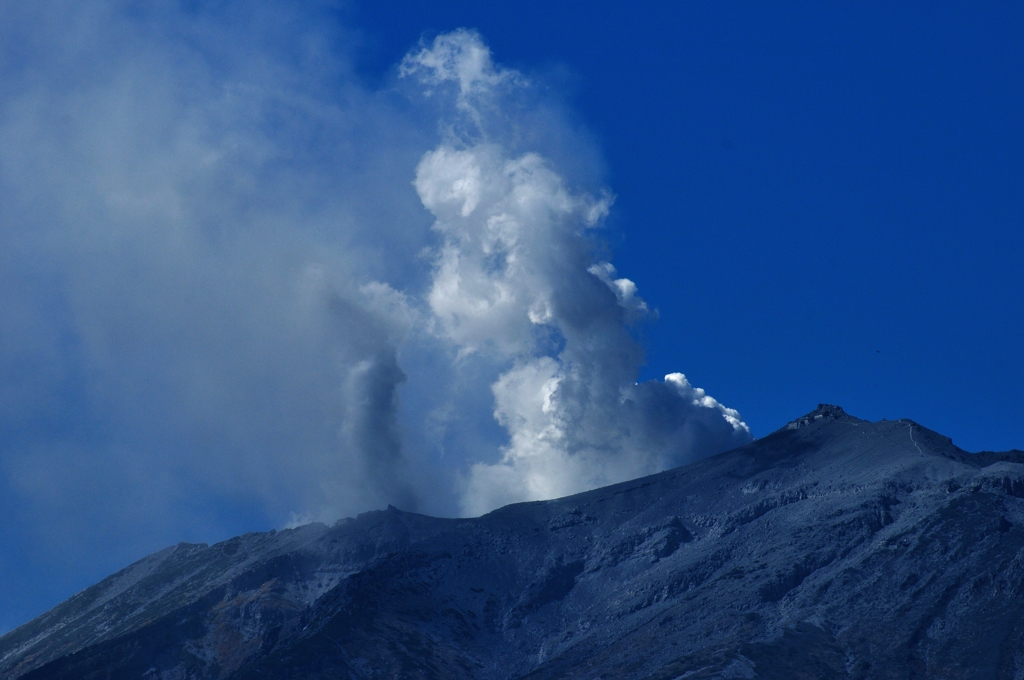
[4,405,1024,679]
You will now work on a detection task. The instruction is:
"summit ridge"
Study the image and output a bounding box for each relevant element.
[783,403,852,430]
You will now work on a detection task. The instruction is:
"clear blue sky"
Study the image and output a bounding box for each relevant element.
[0,1,1021,634]
[351,1,1024,451]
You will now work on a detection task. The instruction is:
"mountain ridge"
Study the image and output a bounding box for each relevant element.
[4,407,1024,679]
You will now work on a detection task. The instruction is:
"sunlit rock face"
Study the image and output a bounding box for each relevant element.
[4,407,1024,680]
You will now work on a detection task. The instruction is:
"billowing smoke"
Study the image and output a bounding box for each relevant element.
[0,4,749,607]
[403,30,750,514]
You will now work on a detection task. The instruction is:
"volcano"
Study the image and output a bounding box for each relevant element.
[3,405,1024,679]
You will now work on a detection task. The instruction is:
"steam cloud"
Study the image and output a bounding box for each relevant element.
[401,33,750,514]
[0,3,750,580]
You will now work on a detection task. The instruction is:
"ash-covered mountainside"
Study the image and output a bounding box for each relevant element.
[4,406,1024,679]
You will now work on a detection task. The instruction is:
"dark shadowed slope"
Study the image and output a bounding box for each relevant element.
[4,405,1024,679]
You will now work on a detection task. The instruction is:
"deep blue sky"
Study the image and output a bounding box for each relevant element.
[0,0,1021,635]
[352,1,1023,451]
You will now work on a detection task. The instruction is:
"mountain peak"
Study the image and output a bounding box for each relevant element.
[784,403,849,430]
[4,407,1024,679]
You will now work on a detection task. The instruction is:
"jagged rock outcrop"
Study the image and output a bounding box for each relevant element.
[3,407,1024,679]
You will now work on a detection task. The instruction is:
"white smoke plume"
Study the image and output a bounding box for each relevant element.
[0,6,749,626]
[402,31,751,514]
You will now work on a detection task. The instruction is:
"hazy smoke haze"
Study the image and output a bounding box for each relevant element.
[0,3,750,627]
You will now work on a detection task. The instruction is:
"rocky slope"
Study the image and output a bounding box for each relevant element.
[3,405,1024,679]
